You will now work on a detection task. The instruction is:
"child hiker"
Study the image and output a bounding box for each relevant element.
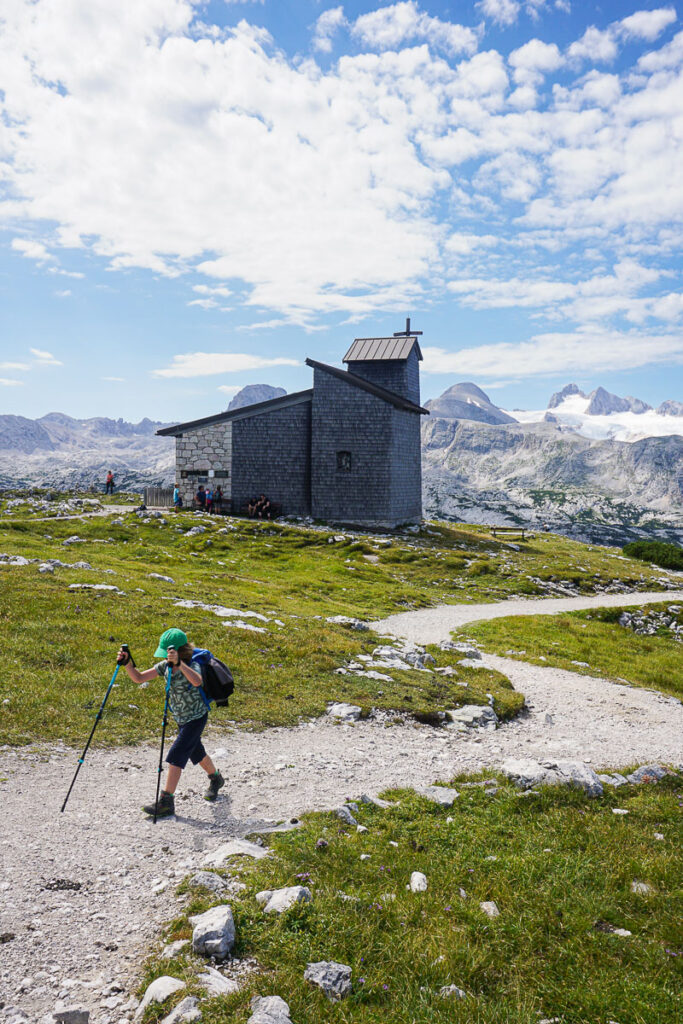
[117,628,224,818]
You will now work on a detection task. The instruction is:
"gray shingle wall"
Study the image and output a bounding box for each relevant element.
[346,347,420,405]
[231,401,312,514]
[311,367,421,525]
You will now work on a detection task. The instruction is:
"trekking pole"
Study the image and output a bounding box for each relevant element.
[153,659,173,825]
[61,644,134,813]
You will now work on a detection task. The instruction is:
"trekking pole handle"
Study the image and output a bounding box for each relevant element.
[121,643,135,668]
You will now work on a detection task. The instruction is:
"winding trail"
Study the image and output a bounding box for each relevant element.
[373,589,683,645]
[1,590,682,1023]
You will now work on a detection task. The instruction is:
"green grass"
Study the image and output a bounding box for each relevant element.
[141,772,683,1024]
[623,540,683,572]
[0,507,678,745]
[462,603,683,702]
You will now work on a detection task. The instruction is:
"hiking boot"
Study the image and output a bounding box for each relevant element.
[205,770,225,802]
[142,791,175,818]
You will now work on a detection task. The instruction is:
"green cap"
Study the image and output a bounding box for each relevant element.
[154,627,188,658]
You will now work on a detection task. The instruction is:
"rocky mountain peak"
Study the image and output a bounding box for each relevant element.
[548,383,586,409]
[586,387,652,416]
[425,383,517,426]
[658,400,683,417]
[227,385,287,411]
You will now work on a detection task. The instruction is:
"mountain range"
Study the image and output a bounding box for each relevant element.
[1,383,682,544]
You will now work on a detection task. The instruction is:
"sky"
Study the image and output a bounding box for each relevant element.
[1,0,682,422]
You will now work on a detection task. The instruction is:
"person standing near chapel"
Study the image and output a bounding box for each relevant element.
[105,470,115,494]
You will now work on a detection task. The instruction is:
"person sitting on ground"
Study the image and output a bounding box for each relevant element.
[117,629,224,818]
[247,495,260,517]
[206,487,214,514]
[195,484,207,510]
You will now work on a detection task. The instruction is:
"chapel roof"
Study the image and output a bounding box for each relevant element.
[305,358,428,414]
[343,336,423,363]
[156,389,313,436]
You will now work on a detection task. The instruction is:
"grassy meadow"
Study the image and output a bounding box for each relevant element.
[144,772,683,1024]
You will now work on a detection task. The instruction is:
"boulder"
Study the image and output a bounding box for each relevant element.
[190,905,235,959]
[626,764,668,785]
[197,967,240,996]
[415,785,459,807]
[160,939,189,960]
[203,840,269,866]
[335,805,358,826]
[480,901,500,918]
[304,961,352,1002]
[326,702,362,722]
[188,871,227,894]
[501,759,603,798]
[247,995,293,1024]
[134,977,186,1020]
[439,985,467,999]
[326,616,369,631]
[260,886,312,914]
[160,997,202,1024]
[448,705,498,728]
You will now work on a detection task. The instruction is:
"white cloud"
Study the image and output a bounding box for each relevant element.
[48,267,85,279]
[11,238,54,262]
[102,376,126,382]
[637,28,683,69]
[54,288,71,297]
[0,361,31,371]
[509,39,563,86]
[217,384,242,395]
[313,7,346,53]
[618,8,676,42]
[476,0,520,26]
[567,26,619,64]
[152,352,300,378]
[188,298,219,309]
[352,2,477,56]
[192,284,232,298]
[0,378,24,386]
[423,327,683,379]
[30,348,63,366]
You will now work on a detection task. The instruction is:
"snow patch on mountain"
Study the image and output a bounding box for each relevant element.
[509,391,683,443]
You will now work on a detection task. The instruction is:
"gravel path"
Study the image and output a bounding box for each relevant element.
[373,589,683,645]
[2,591,683,1023]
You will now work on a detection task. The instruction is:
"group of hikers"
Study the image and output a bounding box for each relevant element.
[172,483,225,513]
[247,493,273,519]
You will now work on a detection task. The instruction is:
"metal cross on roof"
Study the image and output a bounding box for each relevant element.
[393,317,422,337]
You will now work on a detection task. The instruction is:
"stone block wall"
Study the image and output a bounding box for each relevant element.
[175,422,232,506]
[231,400,312,514]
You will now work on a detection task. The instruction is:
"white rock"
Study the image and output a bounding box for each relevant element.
[203,840,269,866]
[160,996,202,1024]
[134,977,186,1020]
[501,759,603,798]
[626,764,668,784]
[247,995,293,1024]
[262,886,312,914]
[335,805,358,826]
[360,854,372,862]
[148,573,175,583]
[190,905,235,959]
[480,901,500,918]
[439,985,467,999]
[654,832,665,840]
[326,616,369,631]
[612,808,629,815]
[415,785,459,807]
[326,702,362,721]
[613,928,632,937]
[631,881,652,894]
[187,871,227,894]
[410,871,428,892]
[160,939,189,960]
[197,967,240,996]
[448,705,498,728]
[304,961,352,1002]
[360,793,395,809]
[67,583,123,593]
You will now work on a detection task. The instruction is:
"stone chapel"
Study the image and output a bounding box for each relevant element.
[158,322,429,528]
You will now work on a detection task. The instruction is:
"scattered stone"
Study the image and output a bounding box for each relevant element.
[598,773,629,787]
[414,785,459,807]
[197,967,240,996]
[448,705,498,729]
[360,793,395,809]
[304,961,352,1002]
[439,985,467,999]
[203,839,269,866]
[501,759,603,797]
[631,881,652,894]
[326,702,362,722]
[190,905,235,959]
[480,901,500,918]
[626,764,668,785]
[410,871,428,892]
[335,805,358,826]
[326,616,369,631]
[134,977,186,1021]
[52,1010,89,1024]
[160,996,202,1024]
[247,995,293,1024]
[148,573,175,583]
[315,838,328,849]
[161,939,190,960]
[68,582,123,593]
[360,853,371,861]
[260,886,312,914]
[188,871,227,894]
[654,832,665,840]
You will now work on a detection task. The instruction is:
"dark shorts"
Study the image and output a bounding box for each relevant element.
[166,713,208,769]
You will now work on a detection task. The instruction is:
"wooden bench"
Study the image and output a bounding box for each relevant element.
[491,527,527,541]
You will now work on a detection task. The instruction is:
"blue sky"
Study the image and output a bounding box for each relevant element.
[1,0,681,422]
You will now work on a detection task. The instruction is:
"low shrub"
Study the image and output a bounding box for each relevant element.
[623,539,683,571]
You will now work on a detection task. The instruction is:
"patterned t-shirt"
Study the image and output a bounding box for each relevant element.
[155,661,208,726]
